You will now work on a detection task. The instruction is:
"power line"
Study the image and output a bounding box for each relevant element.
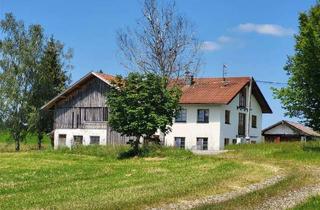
[255,80,288,85]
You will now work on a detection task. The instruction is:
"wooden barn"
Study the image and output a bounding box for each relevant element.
[262,120,320,143]
[41,71,133,148]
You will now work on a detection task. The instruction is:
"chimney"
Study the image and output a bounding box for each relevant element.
[185,70,194,86]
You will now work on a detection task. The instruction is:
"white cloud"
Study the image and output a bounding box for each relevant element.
[217,36,233,43]
[201,36,233,52]
[237,23,294,36]
[200,41,221,51]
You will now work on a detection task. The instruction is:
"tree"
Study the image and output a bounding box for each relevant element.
[28,37,72,149]
[0,13,44,151]
[117,0,201,81]
[0,13,72,150]
[107,73,181,154]
[273,2,320,130]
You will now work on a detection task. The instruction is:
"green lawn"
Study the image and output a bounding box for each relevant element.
[293,195,320,210]
[0,143,273,210]
[1,132,320,209]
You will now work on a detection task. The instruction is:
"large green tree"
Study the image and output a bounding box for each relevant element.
[0,13,44,151]
[274,2,320,130]
[107,73,181,154]
[28,37,72,149]
[0,13,72,150]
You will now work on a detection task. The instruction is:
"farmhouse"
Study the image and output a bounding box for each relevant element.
[41,71,272,150]
[262,120,320,142]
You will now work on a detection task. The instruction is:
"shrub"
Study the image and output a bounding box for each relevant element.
[302,141,320,152]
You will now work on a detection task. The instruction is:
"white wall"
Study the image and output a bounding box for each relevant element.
[165,104,222,150]
[220,89,263,147]
[54,129,107,149]
[166,86,264,151]
[54,86,265,151]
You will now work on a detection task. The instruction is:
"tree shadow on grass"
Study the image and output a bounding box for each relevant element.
[117,143,160,159]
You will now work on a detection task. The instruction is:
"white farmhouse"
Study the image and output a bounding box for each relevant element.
[165,76,272,150]
[41,72,272,150]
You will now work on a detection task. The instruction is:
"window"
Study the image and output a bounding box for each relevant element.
[175,108,187,123]
[90,136,100,145]
[238,113,246,136]
[225,110,230,124]
[232,139,237,144]
[73,135,83,145]
[197,109,209,123]
[84,107,107,122]
[174,137,185,149]
[239,88,246,108]
[197,137,208,150]
[224,138,229,146]
[58,134,66,147]
[252,115,257,128]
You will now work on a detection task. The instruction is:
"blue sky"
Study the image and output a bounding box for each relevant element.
[0,0,317,127]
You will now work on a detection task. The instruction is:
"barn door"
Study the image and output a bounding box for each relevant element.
[71,108,81,128]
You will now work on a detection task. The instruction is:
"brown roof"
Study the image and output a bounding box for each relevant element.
[94,72,115,82]
[286,121,320,137]
[262,120,320,137]
[42,73,272,113]
[177,77,272,113]
[41,72,114,110]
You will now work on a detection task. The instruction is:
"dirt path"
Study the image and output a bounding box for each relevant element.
[148,165,320,210]
[256,167,320,210]
[147,174,285,210]
[256,184,320,210]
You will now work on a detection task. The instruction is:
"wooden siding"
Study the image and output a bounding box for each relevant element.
[53,77,128,144]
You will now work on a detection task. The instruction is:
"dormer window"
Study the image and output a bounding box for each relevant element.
[239,88,246,108]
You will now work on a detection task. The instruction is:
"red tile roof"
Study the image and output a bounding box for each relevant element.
[94,72,115,82]
[178,77,250,104]
[42,72,272,113]
[173,77,272,113]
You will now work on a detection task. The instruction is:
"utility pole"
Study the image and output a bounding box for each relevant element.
[246,77,253,142]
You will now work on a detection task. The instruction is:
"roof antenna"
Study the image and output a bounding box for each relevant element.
[222,64,229,86]
[222,64,227,81]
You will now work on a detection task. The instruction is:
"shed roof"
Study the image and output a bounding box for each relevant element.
[262,120,320,137]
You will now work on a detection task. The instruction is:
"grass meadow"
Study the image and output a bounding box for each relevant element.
[0,131,273,209]
[1,130,320,209]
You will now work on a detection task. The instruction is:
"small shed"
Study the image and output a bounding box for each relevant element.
[262,120,320,143]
